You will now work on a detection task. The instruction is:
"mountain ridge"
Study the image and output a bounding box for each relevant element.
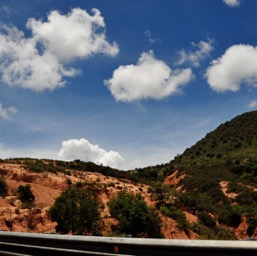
[173,110,257,165]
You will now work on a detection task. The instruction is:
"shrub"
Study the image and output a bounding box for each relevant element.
[191,222,214,239]
[247,217,257,237]
[160,205,189,229]
[213,226,237,240]
[217,206,241,227]
[108,191,162,238]
[0,177,8,197]
[236,191,257,205]
[17,185,35,203]
[50,187,102,235]
[197,212,216,228]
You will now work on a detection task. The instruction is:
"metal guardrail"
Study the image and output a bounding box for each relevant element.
[0,231,257,256]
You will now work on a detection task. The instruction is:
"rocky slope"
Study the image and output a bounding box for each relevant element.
[0,161,255,239]
[0,162,196,239]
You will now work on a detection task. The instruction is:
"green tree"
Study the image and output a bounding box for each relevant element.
[108,191,162,238]
[148,183,178,209]
[0,177,8,198]
[50,187,102,235]
[17,184,35,203]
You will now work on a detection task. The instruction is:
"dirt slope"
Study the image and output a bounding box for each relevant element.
[0,163,254,239]
[0,163,192,238]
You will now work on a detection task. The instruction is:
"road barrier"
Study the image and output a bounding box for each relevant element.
[0,231,256,255]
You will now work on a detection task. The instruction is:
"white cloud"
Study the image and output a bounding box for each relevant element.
[247,100,257,108]
[223,0,241,7]
[27,8,119,62]
[205,45,257,92]
[105,50,193,102]
[0,8,119,91]
[176,39,214,67]
[0,103,17,120]
[58,138,124,169]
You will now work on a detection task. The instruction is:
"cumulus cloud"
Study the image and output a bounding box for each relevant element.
[205,45,257,92]
[247,100,257,109]
[58,138,124,169]
[176,39,214,67]
[27,8,118,61]
[223,0,241,7]
[0,103,17,120]
[0,8,119,91]
[105,51,193,102]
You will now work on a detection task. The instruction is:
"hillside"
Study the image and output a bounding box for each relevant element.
[1,111,257,239]
[169,111,257,196]
[0,160,196,239]
[131,111,257,239]
[175,110,257,164]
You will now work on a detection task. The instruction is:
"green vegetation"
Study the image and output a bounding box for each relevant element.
[160,205,189,229]
[0,177,8,197]
[197,212,216,229]
[174,111,257,166]
[17,184,35,204]
[247,217,257,237]
[108,191,162,238]
[148,183,178,209]
[50,186,102,235]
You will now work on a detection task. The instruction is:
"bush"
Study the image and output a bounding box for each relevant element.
[213,226,237,240]
[247,217,257,237]
[148,183,177,209]
[108,191,162,238]
[191,222,214,239]
[179,192,214,213]
[17,185,35,203]
[197,212,216,228]
[160,206,189,229]
[0,177,8,197]
[50,187,102,235]
[236,191,257,205]
[217,206,241,227]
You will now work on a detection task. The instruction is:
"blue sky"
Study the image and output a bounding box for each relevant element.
[0,0,257,170]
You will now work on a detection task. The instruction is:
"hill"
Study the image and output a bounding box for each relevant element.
[175,110,257,164]
[1,111,257,239]
[130,111,257,239]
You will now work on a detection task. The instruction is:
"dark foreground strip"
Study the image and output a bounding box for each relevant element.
[0,242,130,256]
[0,231,257,256]
[0,251,31,256]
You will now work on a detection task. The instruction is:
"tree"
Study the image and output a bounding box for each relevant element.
[17,184,35,203]
[50,187,102,235]
[108,191,162,238]
[148,183,178,209]
[0,177,8,198]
